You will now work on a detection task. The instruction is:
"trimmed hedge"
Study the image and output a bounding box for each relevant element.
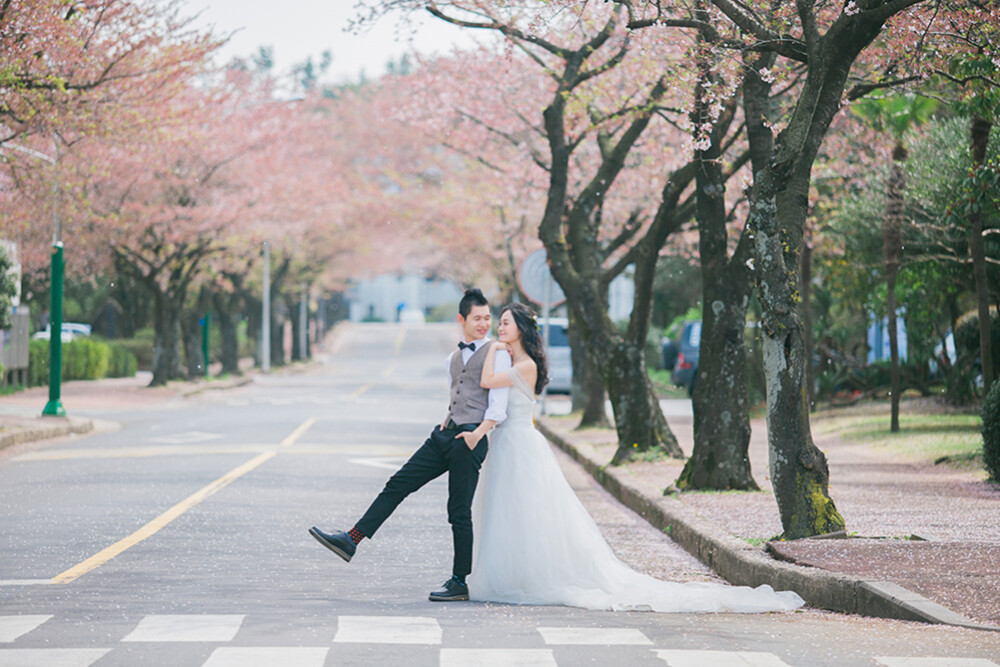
[28,338,138,386]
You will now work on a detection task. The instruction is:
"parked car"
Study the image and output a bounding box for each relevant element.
[670,320,701,396]
[539,317,572,393]
[31,322,92,342]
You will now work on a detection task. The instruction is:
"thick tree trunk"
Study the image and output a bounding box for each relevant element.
[677,64,757,490]
[150,294,183,387]
[578,346,610,428]
[270,304,285,368]
[212,289,242,376]
[680,293,756,489]
[970,115,994,391]
[884,144,906,432]
[181,309,203,378]
[218,307,240,375]
[750,164,846,539]
[569,298,610,427]
[606,335,680,464]
[291,295,305,362]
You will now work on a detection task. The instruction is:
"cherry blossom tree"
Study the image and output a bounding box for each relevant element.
[682,0,989,537]
[360,1,715,461]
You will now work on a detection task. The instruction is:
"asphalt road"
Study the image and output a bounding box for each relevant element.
[1,322,998,666]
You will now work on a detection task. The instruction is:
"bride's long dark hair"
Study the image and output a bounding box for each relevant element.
[502,302,549,395]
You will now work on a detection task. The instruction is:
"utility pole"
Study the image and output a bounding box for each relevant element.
[262,242,270,374]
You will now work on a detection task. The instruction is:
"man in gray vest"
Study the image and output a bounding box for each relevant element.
[309,288,511,601]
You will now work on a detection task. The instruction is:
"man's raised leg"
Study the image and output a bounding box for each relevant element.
[310,426,450,562]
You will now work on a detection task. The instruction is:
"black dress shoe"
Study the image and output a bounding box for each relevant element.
[428,578,469,602]
[309,526,356,562]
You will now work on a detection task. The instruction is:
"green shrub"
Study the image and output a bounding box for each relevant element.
[27,336,137,386]
[115,327,154,370]
[107,343,138,377]
[28,339,49,387]
[983,380,1000,481]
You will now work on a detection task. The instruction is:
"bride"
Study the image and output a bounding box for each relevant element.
[467,302,804,613]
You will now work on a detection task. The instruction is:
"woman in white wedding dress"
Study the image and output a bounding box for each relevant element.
[467,303,804,613]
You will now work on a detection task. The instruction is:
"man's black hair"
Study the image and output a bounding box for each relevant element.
[458,288,489,318]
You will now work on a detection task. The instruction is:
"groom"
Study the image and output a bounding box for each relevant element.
[310,288,511,601]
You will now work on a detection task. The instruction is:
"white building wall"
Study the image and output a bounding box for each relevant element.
[347,271,635,324]
[347,275,463,322]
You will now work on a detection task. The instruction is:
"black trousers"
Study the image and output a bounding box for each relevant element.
[354,423,488,578]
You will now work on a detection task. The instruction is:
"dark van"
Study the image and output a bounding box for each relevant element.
[667,320,700,396]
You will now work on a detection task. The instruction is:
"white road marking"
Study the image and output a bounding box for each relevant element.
[0,648,109,666]
[0,580,55,587]
[14,445,274,462]
[655,650,793,666]
[440,648,557,666]
[333,615,442,644]
[538,626,653,645]
[148,431,223,444]
[876,659,999,667]
[202,646,329,666]
[348,456,408,471]
[121,614,245,642]
[0,615,51,642]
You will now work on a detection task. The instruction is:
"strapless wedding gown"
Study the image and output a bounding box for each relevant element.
[467,367,805,613]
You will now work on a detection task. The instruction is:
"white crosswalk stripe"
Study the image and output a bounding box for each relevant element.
[201,646,329,667]
[655,649,794,666]
[333,615,443,644]
[0,648,110,666]
[0,616,52,643]
[440,648,557,666]
[538,626,653,645]
[121,614,245,642]
[876,659,999,667]
[0,614,994,667]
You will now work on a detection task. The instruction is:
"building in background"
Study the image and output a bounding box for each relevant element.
[346,275,463,323]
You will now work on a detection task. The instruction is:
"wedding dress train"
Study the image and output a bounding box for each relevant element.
[468,367,804,613]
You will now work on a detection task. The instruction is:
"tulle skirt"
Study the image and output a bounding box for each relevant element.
[468,415,804,613]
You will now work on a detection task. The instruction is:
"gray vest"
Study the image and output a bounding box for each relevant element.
[446,344,490,425]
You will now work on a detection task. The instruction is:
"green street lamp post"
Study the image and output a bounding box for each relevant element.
[42,242,65,416]
[1,138,66,416]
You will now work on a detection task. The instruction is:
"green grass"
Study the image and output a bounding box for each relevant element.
[648,369,689,399]
[812,410,982,463]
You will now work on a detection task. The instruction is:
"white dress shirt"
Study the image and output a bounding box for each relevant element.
[448,336,511,423]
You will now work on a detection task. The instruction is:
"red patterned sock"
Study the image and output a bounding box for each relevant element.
[348,526,365,544]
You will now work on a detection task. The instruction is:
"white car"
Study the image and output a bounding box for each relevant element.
[539,317,572,393]
[32,322,92,342]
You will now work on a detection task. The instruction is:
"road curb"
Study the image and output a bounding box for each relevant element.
[537,419,1000,631]
[0,417,94,453]
[178,376,255,397]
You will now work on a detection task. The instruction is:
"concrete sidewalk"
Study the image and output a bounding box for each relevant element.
[537,404,1000,632]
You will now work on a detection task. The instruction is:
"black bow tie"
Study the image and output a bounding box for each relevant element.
[458,341,477,351]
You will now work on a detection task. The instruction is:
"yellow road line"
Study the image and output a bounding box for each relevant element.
[280,417,316,447]
[49,451,277,584]
[381,363,397,378]
[394,328,405,354]
[349,383,372,399]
